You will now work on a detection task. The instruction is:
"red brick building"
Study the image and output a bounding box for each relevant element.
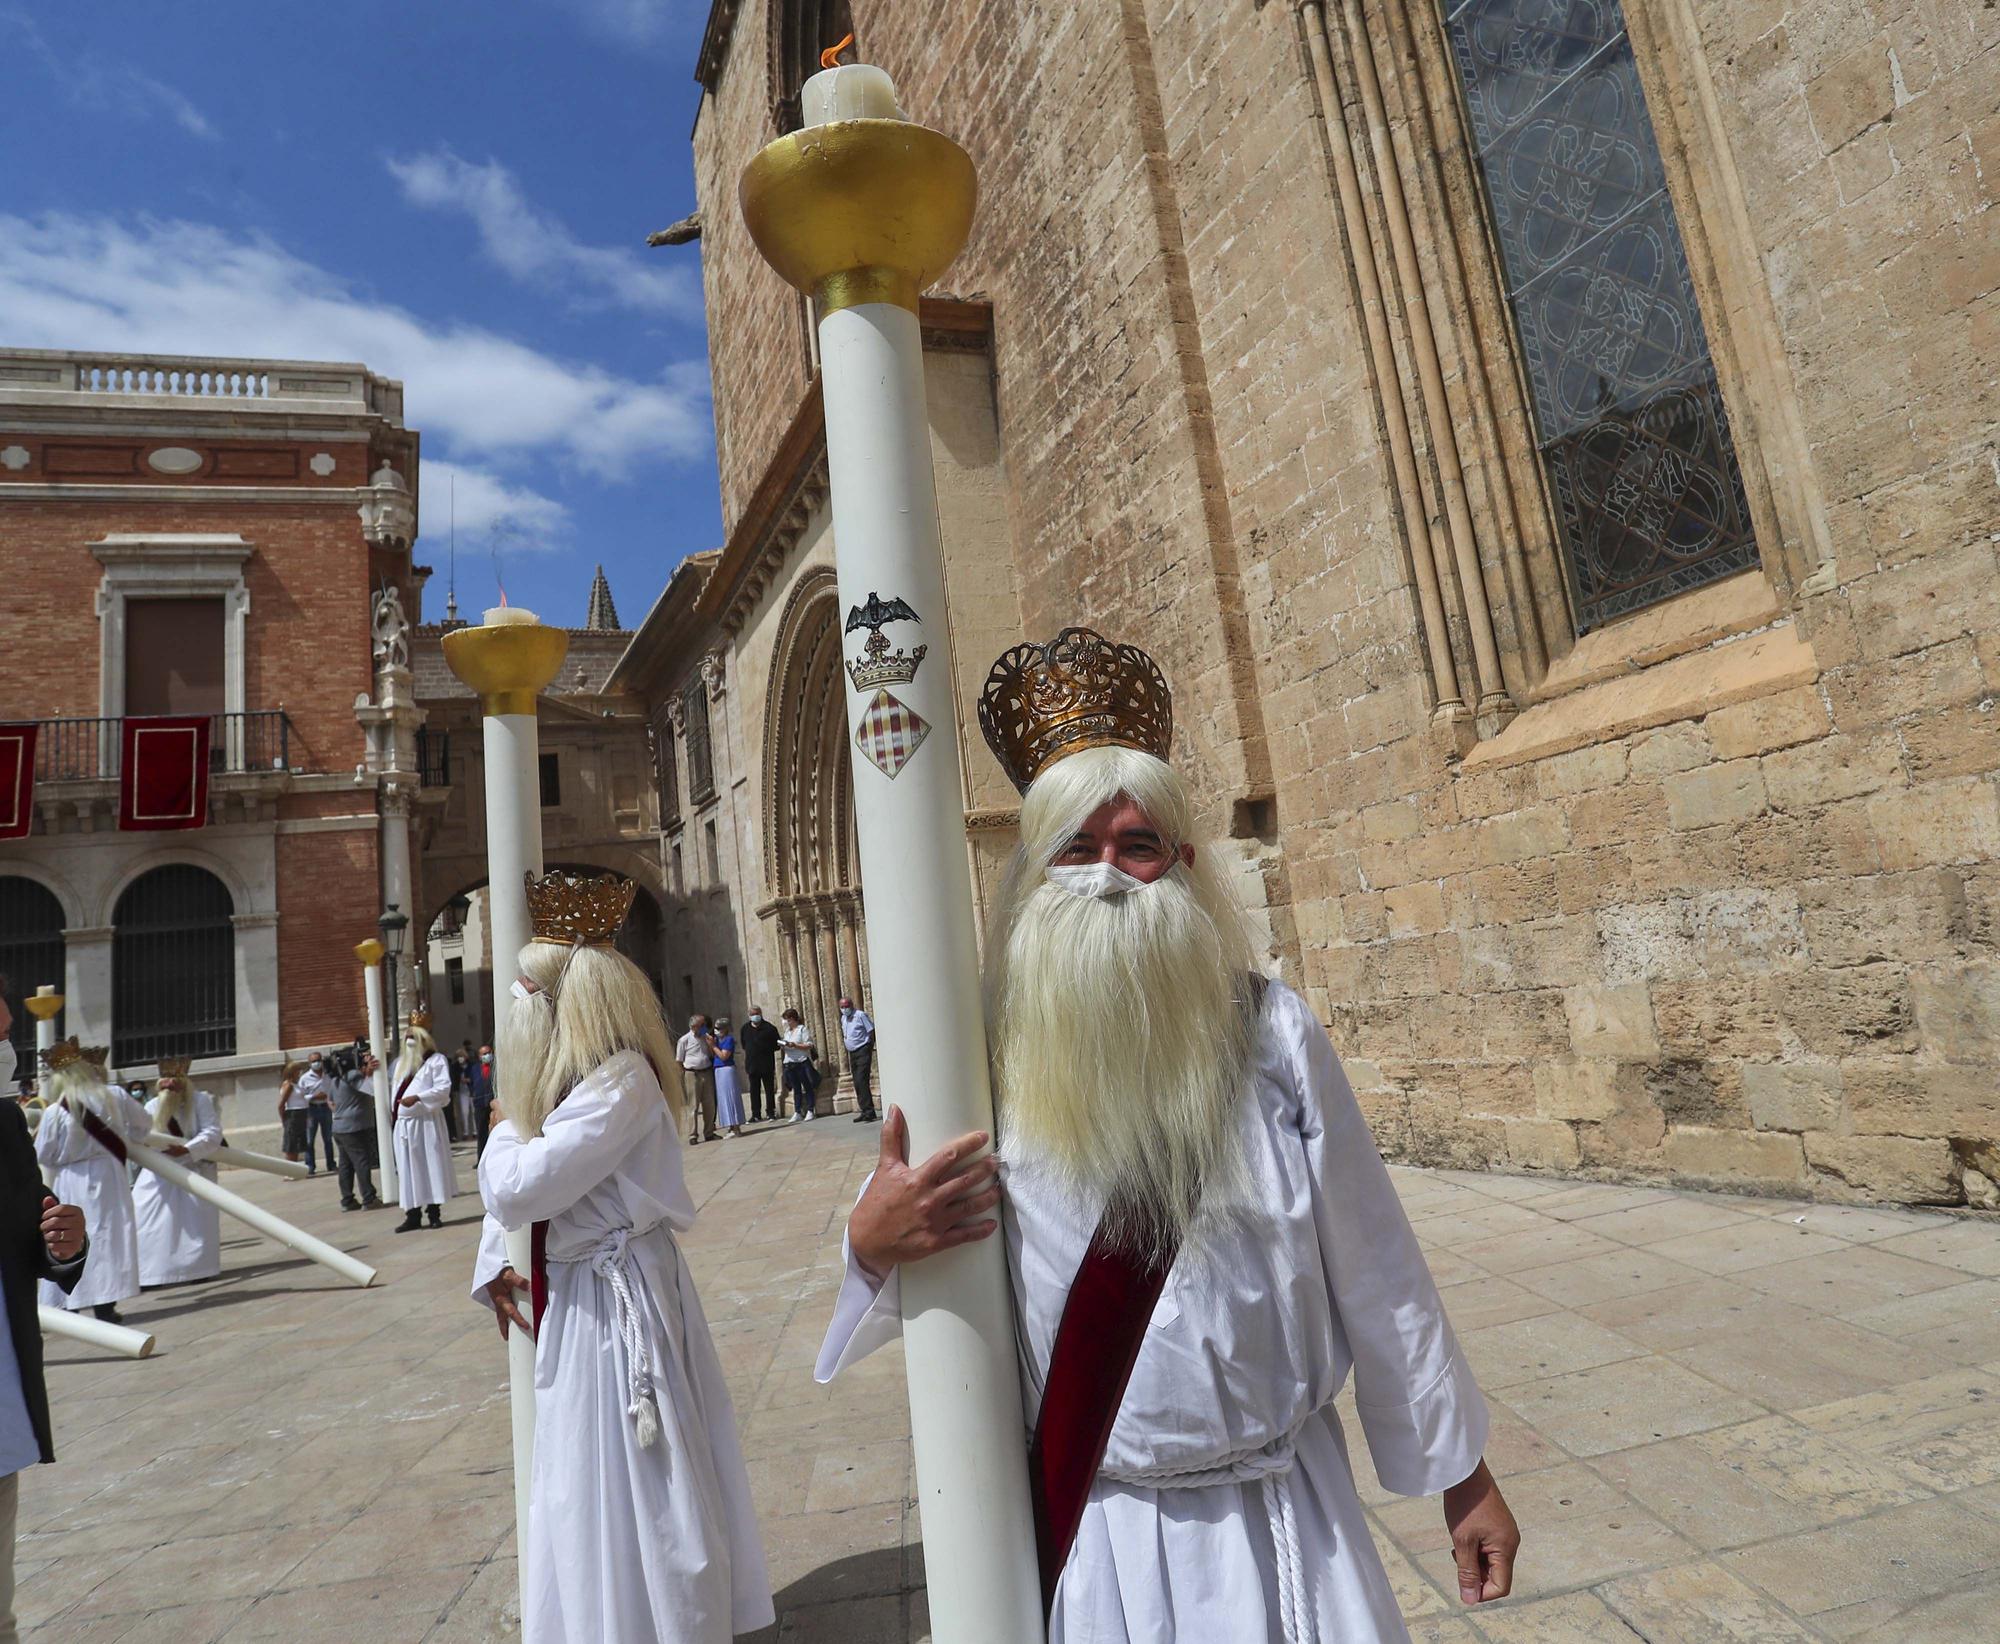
[0,349,428,1104]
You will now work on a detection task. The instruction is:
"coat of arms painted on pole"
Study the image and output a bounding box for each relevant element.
[854,689,930,779]
[844,591,928,691]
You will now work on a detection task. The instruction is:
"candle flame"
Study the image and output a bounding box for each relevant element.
[820,32,853,69]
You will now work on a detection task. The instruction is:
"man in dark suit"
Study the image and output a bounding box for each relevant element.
[738,1007,783,1125]
[3,1097,88,1640]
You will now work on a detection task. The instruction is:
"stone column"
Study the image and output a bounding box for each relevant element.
[232,910,282,1056]
[838,895,864,1003]
[63,927,114,1051]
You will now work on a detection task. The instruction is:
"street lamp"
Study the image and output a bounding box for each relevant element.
[379,904,410,1045]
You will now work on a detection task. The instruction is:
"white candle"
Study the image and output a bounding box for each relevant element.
[484,605,538,626]
[800,63,903,127]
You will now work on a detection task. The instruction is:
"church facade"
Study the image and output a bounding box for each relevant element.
[660,0,2000,1203]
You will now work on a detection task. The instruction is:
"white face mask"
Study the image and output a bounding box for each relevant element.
[510,978,534,1001]
[1046,861,1152,900]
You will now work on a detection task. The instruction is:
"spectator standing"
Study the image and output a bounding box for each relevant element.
[470,1046,496,1157]
[330,1052,383,1211]
[711,1018,744,1138]
[278,1060,311,1172]
[3,1097,89,1644]
[739,1007,780,1124]
[838,997,878,1123]
[296,1051,338,1176]
[674,1016,718,1146]
[780,1009,817,1123]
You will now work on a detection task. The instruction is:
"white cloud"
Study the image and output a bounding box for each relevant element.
[3,9,216,139]
[420,460,572,549]
[542,0,679,48]
[387,149,695,318]
[0,213,712,485]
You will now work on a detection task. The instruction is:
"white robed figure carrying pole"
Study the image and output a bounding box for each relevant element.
[132,1055,223,1286]
[441,602,568,1613]
[739,45,1041,1641]
[470,871,772,1641]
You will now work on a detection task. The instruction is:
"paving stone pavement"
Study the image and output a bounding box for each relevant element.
[15,1119,2000,1641]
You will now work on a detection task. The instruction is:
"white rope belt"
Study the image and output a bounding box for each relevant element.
[1100,1426,1317,1644]
[548,1226,662,1448]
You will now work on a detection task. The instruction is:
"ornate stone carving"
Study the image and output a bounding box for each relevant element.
[371,586,411,673]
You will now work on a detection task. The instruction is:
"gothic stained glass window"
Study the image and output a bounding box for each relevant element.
[1445,0,1759,630]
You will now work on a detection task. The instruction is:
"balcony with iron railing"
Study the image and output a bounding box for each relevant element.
[32,711,296,782]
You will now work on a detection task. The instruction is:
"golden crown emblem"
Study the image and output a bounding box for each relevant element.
[41,1036,85,1072]
[978,627,1174,794]
[525,869,638,947]
[158,1055,193,1080]
[408,1006,434,1030]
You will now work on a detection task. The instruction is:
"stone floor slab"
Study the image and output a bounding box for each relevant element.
[18,1123,1995,1642]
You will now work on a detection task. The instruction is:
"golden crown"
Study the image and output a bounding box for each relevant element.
[978,627,1174,794]
[525,869,637,947]
[158,1055,192,1080]
[41,1036,85,1072]
[82,1045,110,1069]
[408,1006,433,1030]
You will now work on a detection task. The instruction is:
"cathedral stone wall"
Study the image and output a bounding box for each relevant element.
[687,0,2000,1204]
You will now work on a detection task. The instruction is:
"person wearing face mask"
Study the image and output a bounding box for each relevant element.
[296,1050,338,1178]
[737,1007,781,1125]
[470,1045,496,1157]
[818,629,1519,1643]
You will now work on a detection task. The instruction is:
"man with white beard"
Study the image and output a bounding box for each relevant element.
[819,628,1519,1642]
[33,1039,154,1324]
[470,869,772,1643]
[132,1056,224,1285]
[390,1009,457,1232]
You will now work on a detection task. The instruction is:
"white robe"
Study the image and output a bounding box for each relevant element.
[134,1089,224,1285]
[392,1051,459,1210]
[470,1051,773,1644]
[817,981,1488,1644]
[35,1087,156,1311]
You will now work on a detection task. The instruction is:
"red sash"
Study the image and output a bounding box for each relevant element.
[167,1114,185,1138]
[1027,1213,1179,1614]
[79,1108,130,1165]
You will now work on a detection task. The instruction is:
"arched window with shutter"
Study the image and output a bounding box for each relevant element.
[112,864,236,1066]
[0,877,67,1075]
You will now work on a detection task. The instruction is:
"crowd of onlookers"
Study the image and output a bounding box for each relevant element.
[672,998,877,1143]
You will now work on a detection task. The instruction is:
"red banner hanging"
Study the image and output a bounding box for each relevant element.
[119,716,211,832]
[0,723,36,841]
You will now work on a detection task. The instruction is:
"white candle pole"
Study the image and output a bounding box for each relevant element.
[26,986,62,1076]
[39,1305,155,1359]
[147,1134,311,1180]
[127,1140,377,1286]
[441,607,567,1613]
[741,69,1041,1643]
[355,939,398,1200]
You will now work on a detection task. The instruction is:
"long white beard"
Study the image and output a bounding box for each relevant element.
[496,991,556,1137]
[987,868,1258,1254]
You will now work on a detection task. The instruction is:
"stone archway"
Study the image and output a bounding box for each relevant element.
[762,568,870,1087]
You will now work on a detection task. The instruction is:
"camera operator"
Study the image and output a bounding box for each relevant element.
[327,1047,383,1212]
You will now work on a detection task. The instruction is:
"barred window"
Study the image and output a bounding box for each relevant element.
[684,680,715,805]
[0,877,66,1074]
[1446,0,1758,631]
[112,864,235,1066]
[652,710,680,830]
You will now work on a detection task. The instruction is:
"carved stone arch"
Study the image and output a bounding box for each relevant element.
[759,564,871,1099]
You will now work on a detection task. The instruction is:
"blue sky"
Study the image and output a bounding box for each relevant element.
[1,0,723,628]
